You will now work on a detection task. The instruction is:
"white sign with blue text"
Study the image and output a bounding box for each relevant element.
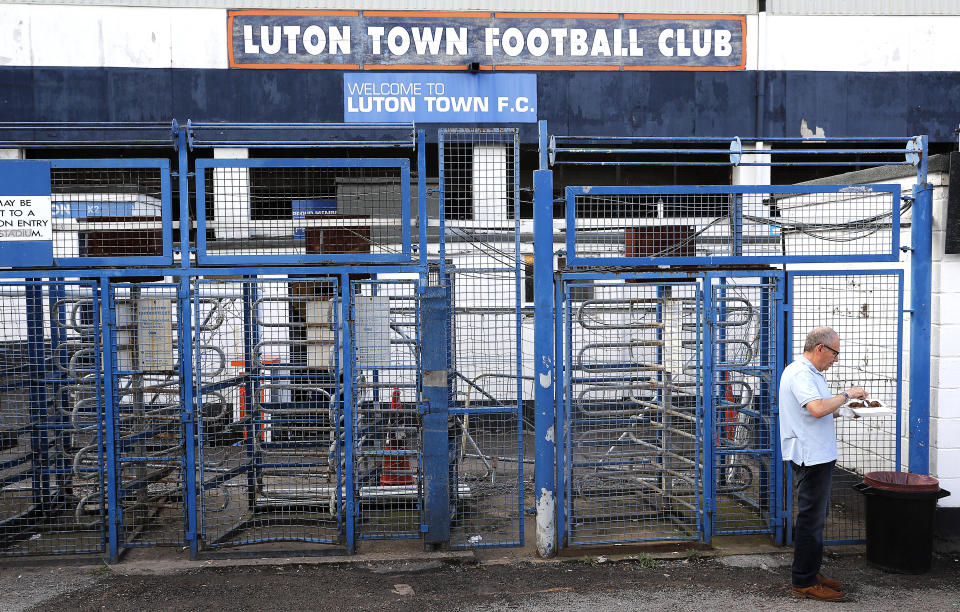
[0,160,53,267]
[343,73,537,123]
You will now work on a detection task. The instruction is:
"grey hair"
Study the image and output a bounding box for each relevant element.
[803,327,839,353]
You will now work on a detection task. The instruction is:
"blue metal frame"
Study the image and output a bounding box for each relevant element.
[706,271,784,539]
[106,280,187,552]
[909,136,932,474]
[419,285,451,546]
[564,184,902,267]
[194,157,413,266]
[557,275,705,547]
[785,269,906,471]
[435,128,526,550]
[784,268,906,546]
[100,278,121,562]
[532,167,556,556]
[190,275,346,552]
[49,159,174,268]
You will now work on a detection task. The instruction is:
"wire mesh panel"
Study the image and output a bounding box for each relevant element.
[194,277,343,550]
[566,185,902,266]
[788,271,903,544]
[196,159,412,265]
[562,279,702,545]
[710,276,781,536]
[107,282,185,549]
[0,281,104,556]
[50,160,173,266]
[439,128,525,549]
[351,279,422,541]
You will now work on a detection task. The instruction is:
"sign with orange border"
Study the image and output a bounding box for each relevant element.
[228,11,745,70]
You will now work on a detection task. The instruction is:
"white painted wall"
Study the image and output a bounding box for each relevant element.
[930,171,960,505]
[3,5,960,71]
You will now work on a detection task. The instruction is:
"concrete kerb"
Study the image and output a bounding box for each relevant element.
[0,544,868,577]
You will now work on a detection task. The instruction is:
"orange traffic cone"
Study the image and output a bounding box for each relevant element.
[381,388,414,485]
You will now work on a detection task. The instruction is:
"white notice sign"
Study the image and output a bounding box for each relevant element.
[0,196,52,241]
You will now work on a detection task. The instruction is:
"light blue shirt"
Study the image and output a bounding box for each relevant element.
[778,356,837,466]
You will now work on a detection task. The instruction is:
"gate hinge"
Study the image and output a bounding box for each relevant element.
[900,245,914,252]
[420,523,429,533]
[417,401,429,415]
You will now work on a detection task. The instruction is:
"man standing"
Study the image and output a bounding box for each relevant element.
[779,327,868,602]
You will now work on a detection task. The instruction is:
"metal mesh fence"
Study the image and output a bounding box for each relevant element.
[440,128,525,549]
[569,187,901,261]
[711,277,779,535]
[51,165,167,260]
[194,277,343,549]
[108,282,184,548]
[563,280,702,545]
[352,279,421,540]
[0,281,104,556]
[789,272,902,543]
[199,162,410,260]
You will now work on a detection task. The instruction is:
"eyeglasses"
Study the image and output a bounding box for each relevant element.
[820,344,840,357]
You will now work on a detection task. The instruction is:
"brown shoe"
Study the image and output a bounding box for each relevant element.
[817,573,844,591]
[792,584,847,601]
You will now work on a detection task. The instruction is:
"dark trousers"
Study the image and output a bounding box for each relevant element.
[792,460,835,588]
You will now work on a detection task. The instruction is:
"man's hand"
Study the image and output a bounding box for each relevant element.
[845,387,868,400]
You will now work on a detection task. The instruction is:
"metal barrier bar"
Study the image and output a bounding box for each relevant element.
[194,158,413,266]
[42,159,175,268]
[0,122,177,148]
[186,121,415,150]
[564,184,902,267]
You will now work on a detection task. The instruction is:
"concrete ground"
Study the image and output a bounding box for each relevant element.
[1,542,958,611]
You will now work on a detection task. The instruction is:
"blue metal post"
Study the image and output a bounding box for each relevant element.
[909,135,931,474]
[772,273,787,545]
[553,279,566,548]
[177,126,191,270]
[782,275,795,545]
[437,132,447,280]
[178,276,199,558]
[100,277,121,562]
[533,168,556,557]
[758,278,772,529]
[241,278,260,509]
[47,284,69,496]
[896,272,905,472]
[538,120,548,170]
[417,130,427,269]
[701,276,715,544]
[419,284,451,547]
[25,282,50,514]
[341,274,356,553]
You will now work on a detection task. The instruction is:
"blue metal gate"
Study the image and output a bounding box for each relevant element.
[706,272,783,540]
[104,281,187,550]
[0,280,105,556]
[539,128,926,553]
[0,121,929,560]
[786,270,904,544]
[193,276,345,550]
[559,276,704,546]
[439,128,526,549]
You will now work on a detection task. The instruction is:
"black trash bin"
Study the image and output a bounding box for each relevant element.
[854,471,951,574]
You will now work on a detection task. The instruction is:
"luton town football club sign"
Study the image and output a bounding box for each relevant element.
[229,11,745,71]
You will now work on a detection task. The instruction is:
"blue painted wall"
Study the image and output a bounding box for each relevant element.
[1,67,958,142]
